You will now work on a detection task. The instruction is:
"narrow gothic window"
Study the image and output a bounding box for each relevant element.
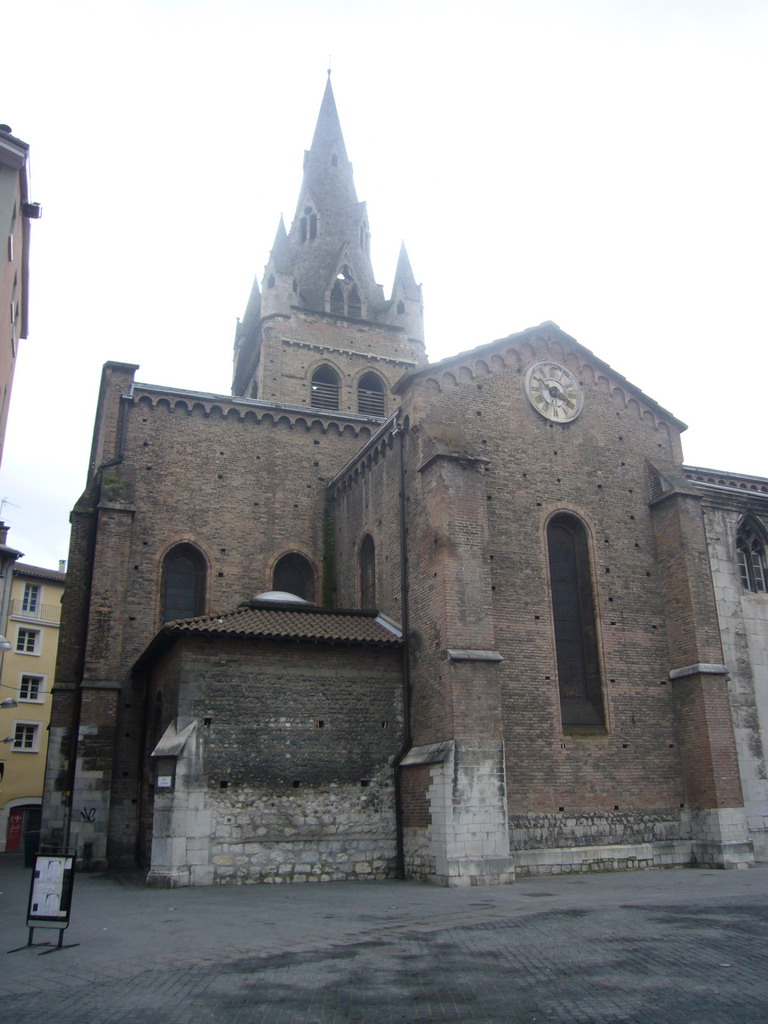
[300,217,307,243]
[737,519,767,593]
[547,514,604,727]
[347,286,361,318]
[268,274,275,289]
[309,213,317,239]
[162,544,206,622]
[273,553,314,602]
[311,364,340,410]
[331,153,338,167]
[330,281,345,315]
[360,534,376,608]
[396,301,405,315]
[357,372,385,417]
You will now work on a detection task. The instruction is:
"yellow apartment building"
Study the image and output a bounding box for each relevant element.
[0,561,65,852]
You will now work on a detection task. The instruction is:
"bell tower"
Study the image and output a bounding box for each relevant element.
[232,77,426,419]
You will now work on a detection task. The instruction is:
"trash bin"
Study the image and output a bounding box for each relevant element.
[23,830,41,867]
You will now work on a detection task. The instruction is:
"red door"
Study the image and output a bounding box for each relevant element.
[6,807,24,851]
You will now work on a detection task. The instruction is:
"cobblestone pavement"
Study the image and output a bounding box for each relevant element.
[1,854,766,1023]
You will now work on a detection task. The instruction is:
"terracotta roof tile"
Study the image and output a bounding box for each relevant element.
[164,604,401,646]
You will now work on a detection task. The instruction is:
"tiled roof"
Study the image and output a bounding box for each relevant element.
[163,604,402,647]
[14,562,66,582]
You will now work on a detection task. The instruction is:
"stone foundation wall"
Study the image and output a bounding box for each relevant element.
[209,779,398,883]
[509,810,684,851]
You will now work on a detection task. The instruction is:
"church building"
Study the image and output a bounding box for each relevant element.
[41,80,768,886]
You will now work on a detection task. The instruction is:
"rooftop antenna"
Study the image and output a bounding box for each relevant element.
[0,498,19,517]
[327,56,332,77]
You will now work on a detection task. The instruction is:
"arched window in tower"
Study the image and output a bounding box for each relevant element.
[161,543,207,623]
[396,301,405,315]
[329,266,363,319]
[330,281,345,315]
[547,513,604,727]
[737,518,767,593]
[268,274,275,289]
[273,553,315,602]
[360,534,376,608]
[347,286,361,319]
[311,364,340,410]
[300,206,315,243]
[331,153,338,167]
[357,371,385,417]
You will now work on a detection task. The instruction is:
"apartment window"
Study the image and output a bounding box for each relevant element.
[547,513,604,727]
[19,675,44,702]
[737,519,767,594]
[273,553,314,602]
[161,544,207,623]
[16,628,40,655]
[21,583,40,614]
[13,722,40,752]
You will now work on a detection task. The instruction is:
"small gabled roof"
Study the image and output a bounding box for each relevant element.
[133,598,402,673]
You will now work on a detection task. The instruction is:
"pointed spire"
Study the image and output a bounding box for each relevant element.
[309,77,349,168]
[393,243,420,301]
[269,216,291,274]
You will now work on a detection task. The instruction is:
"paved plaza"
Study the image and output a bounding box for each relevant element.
[1,852,766,1023]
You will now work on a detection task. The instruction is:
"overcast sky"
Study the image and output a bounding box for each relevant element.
[3,0,767,568]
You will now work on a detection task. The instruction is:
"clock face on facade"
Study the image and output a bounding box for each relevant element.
[524,362,584,423]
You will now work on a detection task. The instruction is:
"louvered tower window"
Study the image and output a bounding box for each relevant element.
[311,364,340,410]
[357,372,385,417]
[737,519,767,593]
[329,266,363,318]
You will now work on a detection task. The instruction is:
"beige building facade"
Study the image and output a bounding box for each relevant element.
[0,561,65,852]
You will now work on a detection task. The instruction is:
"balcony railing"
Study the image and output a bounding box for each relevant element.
[10,600,61,624]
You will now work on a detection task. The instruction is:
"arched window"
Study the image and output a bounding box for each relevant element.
[360,534,376,608]
[299,205,316,243]
[328,266,363,318]
[347,286,361,319]
[330,281,345,315]
[310,364,340,410]
[161,544,206,623]
[547,514,604,727]
[357,372,385,417]
[737,518,767,593]
[273,553,315,602]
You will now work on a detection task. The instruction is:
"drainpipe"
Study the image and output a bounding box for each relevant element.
[392,417,412,879]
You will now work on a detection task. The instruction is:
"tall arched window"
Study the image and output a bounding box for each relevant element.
[329,281,345,315]
[161,544,206,623]
[273,553,315,602]
[737,518,767,593]
[360,534,376,608]
[310,364,340,410]
[357,372,385,417]
[547,514,604,727]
